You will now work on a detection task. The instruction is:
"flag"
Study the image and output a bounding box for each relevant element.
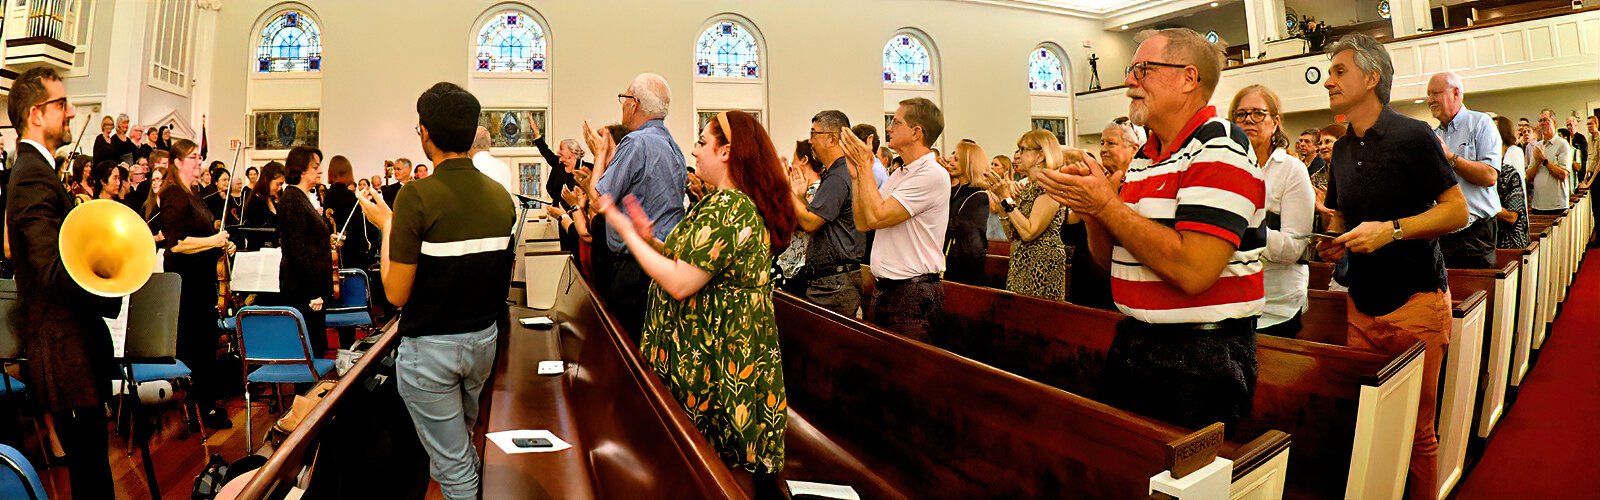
[201,118,209,159]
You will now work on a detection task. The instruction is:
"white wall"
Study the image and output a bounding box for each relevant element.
[1287,0,1386,28]
[206,0,1138,179]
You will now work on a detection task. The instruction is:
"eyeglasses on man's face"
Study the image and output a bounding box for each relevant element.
[618,94,637,105]
[34,96,68,113]
[1124,60,1190,82]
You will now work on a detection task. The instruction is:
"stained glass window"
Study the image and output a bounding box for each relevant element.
[1028,48,1065,93]
[695,20,760,79]
[1378,1,1392,19]
[883,33,933,86]
[476,10,547,73]
[1205,31,1220,44]
[256,10,321,73]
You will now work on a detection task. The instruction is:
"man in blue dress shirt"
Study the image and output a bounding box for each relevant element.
[1428,71,1503,269]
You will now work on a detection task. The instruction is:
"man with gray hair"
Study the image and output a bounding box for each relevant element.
[587,72,686,336]
[1037,27,1265,435]
[383,157,413,206]
[1528,111,1572,216]
[469,126,514,195]
[1315,33,1468,500]
[1427,71,1502,269]
[791,110,865,317]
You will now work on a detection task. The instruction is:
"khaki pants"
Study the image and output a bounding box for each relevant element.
[1347,289,1451,500]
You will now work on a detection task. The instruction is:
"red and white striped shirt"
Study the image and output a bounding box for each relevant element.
[1112,106,1267,324]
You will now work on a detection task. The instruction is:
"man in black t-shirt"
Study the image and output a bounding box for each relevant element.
[789,110,865,317]
[1315,34,1469,500]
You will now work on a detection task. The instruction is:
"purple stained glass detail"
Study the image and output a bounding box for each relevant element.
[257,10,322,73]
[475,10,547,72]
[695,20,761,79]
[883,34,933,86]
[1027,47,1066,93]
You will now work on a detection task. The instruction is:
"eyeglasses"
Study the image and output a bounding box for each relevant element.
[1231,109,1273,124]
[32,96,67,112]
[1124,60,1191,82]
[1015,147,1041,154]
[617,94,637,104]
[808,130,838,138]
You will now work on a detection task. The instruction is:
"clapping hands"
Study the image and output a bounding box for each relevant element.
[1035,154,1123,218]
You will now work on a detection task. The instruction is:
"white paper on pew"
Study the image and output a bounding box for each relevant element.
[486,429,571,454]
[231,248,282,293]
[785,480,860,500]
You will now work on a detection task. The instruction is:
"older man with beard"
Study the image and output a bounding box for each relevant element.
[1037,28,1267,434]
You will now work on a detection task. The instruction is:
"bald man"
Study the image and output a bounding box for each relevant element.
[470,126,515,195]
[1427,72,1502,269]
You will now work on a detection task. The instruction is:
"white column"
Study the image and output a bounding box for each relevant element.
[102,0,150,120]
[1391,0,1434,37]
[1244,0,1263,60]
[192,0,221,132]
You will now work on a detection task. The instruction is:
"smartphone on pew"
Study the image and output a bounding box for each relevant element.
[512,437,552,449]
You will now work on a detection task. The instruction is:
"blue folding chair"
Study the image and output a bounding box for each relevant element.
[236,306,335,450]
[0,281,47,467]
[325,268,374,330]
[0,444,46,500]
[116,273,202,455]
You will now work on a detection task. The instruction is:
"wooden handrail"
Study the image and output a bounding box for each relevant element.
[237,317,402,499]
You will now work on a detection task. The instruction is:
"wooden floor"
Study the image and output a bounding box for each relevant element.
[30,394,282,499]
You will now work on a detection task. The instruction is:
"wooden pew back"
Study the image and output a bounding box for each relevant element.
[934,282,1409,496]
[775,292,1288,498]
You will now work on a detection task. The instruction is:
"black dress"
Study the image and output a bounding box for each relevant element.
[240,195,280,249]
[158,184,227,403]
[943,184,990,286]
[1061,220,1115,311]
[272,186,333,356]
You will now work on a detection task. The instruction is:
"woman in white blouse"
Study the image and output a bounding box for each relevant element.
[1230,85,1315,337]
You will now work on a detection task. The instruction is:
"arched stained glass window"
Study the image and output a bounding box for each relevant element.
[883,33,933,86]
[695,20,760,78]
[1028,47,1065,93]
[257,10,321,73]
[476,10,547,73]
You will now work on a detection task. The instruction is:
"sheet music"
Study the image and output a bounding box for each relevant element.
[106,296,130,357]
[785,481,860,500]
[231,248,282,293]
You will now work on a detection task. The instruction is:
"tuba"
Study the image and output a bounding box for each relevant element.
[60,199,157,296]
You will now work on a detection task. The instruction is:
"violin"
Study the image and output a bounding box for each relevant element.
[326,207,342,301]
[215,146,247,317]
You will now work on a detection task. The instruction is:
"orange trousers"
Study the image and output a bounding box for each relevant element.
[1347,289,1452,500]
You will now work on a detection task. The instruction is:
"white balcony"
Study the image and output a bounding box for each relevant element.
[3,0,79,74]
[1075,7,1600,136]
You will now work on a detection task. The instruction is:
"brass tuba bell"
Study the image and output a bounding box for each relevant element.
[60,199,157,297]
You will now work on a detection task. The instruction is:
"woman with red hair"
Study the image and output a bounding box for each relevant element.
[600,110,796,485]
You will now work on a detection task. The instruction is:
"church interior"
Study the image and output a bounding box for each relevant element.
[0,0,1595,498]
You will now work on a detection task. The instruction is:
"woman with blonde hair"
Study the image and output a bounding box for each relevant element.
[985,129,1067,300]
[943,140,992,285]
[1229,84,1313,337]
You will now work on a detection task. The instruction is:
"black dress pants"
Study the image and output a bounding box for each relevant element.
[1101,317,1258,438]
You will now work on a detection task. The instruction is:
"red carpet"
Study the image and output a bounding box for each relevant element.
[1456,247,1600,499]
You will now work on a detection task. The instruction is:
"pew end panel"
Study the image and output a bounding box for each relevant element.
[1436,289,1488,499]
[1512,241,1541,387]
[1227,430,1292,500]
[1346,341,1428,500]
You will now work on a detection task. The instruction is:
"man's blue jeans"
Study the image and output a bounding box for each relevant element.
[397,324,498,500]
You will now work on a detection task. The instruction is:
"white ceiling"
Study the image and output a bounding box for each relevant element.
[958,0,1238,27]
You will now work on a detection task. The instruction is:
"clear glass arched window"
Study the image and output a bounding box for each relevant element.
[883,33,933,86]
[257,9,321,73]
[1028,47,1065,93]
[475,10,547,72]
[695,20,760,78]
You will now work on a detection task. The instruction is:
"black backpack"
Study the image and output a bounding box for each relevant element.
[192,453,267,499]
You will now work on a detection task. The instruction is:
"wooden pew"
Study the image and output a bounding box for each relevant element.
[481,259,749,499]
[1449,259,1520,442]
[774,292,1294,499]
[1297,283,1489,499]
[930,282,1423,498]
[1511,241,1541,388]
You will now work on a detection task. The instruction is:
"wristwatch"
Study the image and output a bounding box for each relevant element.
[1000,198,1017,213]
[1391,220,1404,241]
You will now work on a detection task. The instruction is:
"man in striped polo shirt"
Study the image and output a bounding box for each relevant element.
[357,82,516,500]
[1039,28,1266,433]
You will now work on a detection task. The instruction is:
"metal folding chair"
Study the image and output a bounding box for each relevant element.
[236,306,335,451]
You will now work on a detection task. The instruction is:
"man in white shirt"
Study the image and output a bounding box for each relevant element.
[840,97,950,341]
[470,126,515,196]
[1527,114,1572,215]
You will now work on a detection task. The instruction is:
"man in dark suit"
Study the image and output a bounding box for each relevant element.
[5,67,119,499]
[381,157,413,207]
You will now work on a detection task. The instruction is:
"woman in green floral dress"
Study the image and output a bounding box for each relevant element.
[600,110,798,479]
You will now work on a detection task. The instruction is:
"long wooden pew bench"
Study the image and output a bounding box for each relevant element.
[774,292,1292,499]
[1300,285,1488,499]
[483,259,750,499]
[931,282,1424,499]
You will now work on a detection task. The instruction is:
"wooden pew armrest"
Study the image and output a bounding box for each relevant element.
[1228,430,1292,483]
[1362,341,1427,387]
